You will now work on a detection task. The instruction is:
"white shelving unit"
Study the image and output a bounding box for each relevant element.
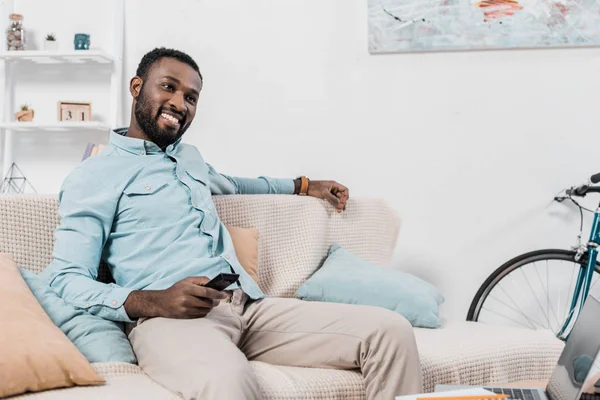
[0,0,124,188]
[0,49,113,64]
[0,121,111,132]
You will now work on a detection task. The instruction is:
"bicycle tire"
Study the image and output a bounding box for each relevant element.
[467,249,600,322]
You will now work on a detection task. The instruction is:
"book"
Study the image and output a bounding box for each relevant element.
[396,388,497,400]
[81,143,94,161]
[82,143,107,161]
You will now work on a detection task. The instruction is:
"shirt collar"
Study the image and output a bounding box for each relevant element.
[110,127,183,155]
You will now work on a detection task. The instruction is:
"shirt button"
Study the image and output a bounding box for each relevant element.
[139,150,145,155]
[201,226,206,232]
[145,185,151,191]
[111,300,117,306]
[84,303,90,307]
[193,203,197,208]
[224,255,230,260]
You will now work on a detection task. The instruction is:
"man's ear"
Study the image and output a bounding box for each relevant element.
[130,76,143,98]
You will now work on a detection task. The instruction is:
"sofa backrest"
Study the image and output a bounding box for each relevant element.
[0,194,401,297]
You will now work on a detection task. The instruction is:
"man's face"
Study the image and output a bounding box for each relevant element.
[133,58,202,149]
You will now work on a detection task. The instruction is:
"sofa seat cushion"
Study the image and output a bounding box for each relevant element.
[8,323,565,399]
[415,321,565,392]
[251,361,366,400]
[10,363,178,400]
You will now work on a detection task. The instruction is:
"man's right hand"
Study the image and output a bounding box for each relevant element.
[123,276,229,320]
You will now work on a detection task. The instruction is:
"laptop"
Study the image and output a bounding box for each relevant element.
[436,295,600,400]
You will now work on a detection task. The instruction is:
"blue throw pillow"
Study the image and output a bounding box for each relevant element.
[20,268,137,364]
[295,244,444,328]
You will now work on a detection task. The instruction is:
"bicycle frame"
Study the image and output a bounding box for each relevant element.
[556,202,600,339]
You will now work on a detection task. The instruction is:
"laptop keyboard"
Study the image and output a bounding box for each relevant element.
[484,388,542,400]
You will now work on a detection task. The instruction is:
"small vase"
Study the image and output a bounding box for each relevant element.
[15,109,34,122]
[44,40,58,51]
[74,33,90,50]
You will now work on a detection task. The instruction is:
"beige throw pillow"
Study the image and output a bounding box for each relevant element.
[0,253,105,398]
[226,226,259,284]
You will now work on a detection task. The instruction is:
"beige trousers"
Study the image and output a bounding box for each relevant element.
[128,290,422,400]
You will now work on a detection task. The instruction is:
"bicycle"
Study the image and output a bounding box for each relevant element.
[466,172,600,340]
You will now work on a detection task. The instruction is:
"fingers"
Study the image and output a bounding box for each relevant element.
[184,294,222,310]
[323,191,341,211]
[185,276,210,286]
[334,186,349,211]
[186,281,229,300]
[329,183,349,212]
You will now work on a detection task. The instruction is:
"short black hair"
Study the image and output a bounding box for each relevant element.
[136,47,203,82]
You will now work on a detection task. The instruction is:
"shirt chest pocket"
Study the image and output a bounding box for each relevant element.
[121,178,188,228]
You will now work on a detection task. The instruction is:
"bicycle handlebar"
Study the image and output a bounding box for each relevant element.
[561,172,600,197]
[566,185,600,197]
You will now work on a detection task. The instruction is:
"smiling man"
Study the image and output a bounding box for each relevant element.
[41,48,422,400]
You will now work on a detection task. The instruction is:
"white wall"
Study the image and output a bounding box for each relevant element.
[4,0,600,320]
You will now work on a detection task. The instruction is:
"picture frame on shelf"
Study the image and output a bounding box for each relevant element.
[58,101,91,122]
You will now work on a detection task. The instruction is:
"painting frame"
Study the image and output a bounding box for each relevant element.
[368,0,600,53]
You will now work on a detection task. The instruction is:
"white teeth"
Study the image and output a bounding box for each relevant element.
[161,113,180,125]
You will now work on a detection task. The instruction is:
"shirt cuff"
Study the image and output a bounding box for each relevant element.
[104,285,135,322]
[271,178,295,194]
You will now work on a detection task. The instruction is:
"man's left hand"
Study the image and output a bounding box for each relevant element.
[307,180,349,213]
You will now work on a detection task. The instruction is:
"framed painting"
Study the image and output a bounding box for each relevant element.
[369,0,600,52]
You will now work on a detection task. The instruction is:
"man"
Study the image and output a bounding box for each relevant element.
[41,47,422,400]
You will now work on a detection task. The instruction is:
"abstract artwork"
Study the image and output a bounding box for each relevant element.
[369,0,600,52]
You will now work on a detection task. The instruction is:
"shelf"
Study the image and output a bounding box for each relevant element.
[0,50,113,64]
[0,121,111,132]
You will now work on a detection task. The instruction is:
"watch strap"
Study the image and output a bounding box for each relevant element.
[299,176,309,196]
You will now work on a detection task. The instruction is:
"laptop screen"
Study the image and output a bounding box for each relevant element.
[546,296,600,400]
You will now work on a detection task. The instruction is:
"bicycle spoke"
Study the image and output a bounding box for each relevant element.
[501,276,546,328]
[547,260,562,333]
[486,294,541,329]
[481,306,540,329]
[497,283,546,329]
[556,287,562,334]
[591,274,600,290]
[546,260,553,332]
[534,260,560,330]
[521,265,551,328]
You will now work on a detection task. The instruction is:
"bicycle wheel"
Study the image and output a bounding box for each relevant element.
[467,249,600,336]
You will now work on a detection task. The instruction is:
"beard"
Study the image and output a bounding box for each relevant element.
[134,84,189,149]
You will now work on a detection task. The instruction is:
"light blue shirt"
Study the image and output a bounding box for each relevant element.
[40,128,295,323]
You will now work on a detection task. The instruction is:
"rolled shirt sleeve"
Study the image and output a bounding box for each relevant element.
[206,163,295,195]
[39,166,134,323]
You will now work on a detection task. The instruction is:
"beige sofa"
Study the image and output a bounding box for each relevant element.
[0,195,564,399]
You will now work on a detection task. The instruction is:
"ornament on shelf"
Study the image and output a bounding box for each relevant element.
[5,13,26,51]
[58,101,92,122]
[44,33,58,51]
[15,104,34,122]
[0,163,37,194]
[74,33,90,50]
